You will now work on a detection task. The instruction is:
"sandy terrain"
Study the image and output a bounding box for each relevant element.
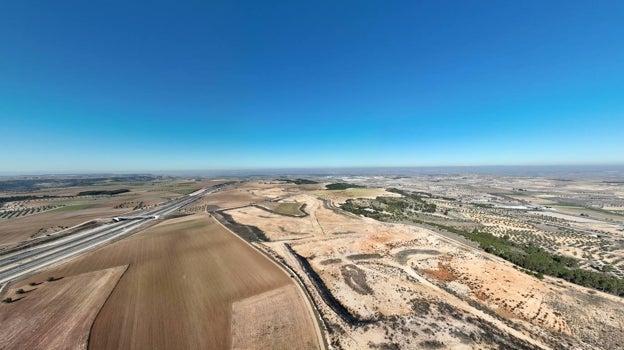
[448,257,572,334]
[0,266,126,350]
[10,213,320,350]
[225,187,624,349]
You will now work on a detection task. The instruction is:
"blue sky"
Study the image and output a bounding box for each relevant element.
[1,1,623,173]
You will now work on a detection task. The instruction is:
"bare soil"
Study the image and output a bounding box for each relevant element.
[225,189,624,349]
[16,213,319,350]
[231,284,318,349]
[0,266,126,350]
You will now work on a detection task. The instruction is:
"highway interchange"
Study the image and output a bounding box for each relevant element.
[0,187,216,285]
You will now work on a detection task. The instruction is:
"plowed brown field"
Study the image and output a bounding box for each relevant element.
[0,266,126,349]
[231,284,319,349]
[8,213,319,349]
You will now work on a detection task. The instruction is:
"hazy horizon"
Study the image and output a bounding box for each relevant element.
[2,164,624,179]
[2,1,623,172]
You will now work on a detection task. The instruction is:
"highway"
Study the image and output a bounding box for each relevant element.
[0,187,216,285]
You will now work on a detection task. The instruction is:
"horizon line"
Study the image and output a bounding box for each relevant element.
[2,163,624,177]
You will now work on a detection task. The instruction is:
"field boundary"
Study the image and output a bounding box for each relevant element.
[210,212,328,350]
[85,264,129,348]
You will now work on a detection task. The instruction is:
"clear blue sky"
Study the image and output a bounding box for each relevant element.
[1,1,623,173]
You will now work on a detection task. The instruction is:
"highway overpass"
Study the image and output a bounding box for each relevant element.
[0,186,219,285]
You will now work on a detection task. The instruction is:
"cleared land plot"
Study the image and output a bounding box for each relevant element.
[0,266,126,350]
[231,284,318,350]
[18,213,318,350]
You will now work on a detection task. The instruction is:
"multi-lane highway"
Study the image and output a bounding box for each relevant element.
[0,187,216,284]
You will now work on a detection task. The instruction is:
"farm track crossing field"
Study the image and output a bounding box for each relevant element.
[13,213,319,350]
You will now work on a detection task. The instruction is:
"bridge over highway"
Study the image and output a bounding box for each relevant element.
[0,186,220,285]
[113,215,159,222]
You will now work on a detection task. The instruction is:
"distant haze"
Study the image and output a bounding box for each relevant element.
[2,165,624,180]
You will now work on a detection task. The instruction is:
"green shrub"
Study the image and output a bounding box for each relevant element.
[326,183,365,190]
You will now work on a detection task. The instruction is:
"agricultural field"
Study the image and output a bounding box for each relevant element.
[231,284,318,350]
[2,175,623,349]
[0,266,126,349]
[219,179,624,350]
[0,176,223,248]
[0,213,320,349]
[0,204,63,220]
